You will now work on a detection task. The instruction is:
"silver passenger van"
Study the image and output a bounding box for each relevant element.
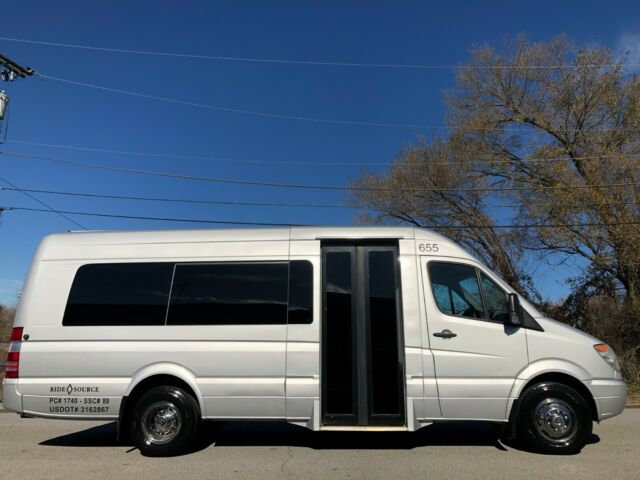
[3,227,626,455]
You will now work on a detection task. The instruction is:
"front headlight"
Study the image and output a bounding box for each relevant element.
[594,343,621,372]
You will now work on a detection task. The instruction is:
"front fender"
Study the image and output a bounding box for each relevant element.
[503,358,593,426]
[509,358,591,400]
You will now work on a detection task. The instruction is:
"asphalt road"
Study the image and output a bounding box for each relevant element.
[1,408,639,480]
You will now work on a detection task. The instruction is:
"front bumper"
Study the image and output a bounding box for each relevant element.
[1,378,22,413]
[587,379,627,421]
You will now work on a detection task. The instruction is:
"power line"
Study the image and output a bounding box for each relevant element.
[1,186,637,211]
[7,138,640,167]
[2,204,639,230]
[0,176,87,229]
[37,73,432,129]
[0,186,347,208]
[5,139,390,167]
[2,36,637,70]
[3,150,639,193]
[439,221,640,230]
[36,73,640,132]
[1,206,309,226]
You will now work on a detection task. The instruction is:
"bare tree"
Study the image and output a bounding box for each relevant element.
[352,36,639,305]
[350,137,538,299]
[447,35,640,305]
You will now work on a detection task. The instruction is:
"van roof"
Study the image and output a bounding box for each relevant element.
[34,226,473,263]
[46,225,452,243]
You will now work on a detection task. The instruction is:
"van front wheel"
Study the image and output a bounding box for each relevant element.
[516,381,592,454]
[129,386,201,456]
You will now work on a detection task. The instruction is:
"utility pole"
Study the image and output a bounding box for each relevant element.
[0,53,80,230]
[0,53,35,143]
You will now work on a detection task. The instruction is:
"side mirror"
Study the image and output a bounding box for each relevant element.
[507,293,524,326]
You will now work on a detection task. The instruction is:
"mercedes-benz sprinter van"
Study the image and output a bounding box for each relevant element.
[2,227,626,456]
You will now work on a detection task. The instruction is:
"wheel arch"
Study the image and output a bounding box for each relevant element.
[508,371,599,428]
[117,363,204,439]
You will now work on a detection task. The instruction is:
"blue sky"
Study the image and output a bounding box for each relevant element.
[0,0,638,305]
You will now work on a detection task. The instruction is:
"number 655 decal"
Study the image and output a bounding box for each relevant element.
[417,243,439,253]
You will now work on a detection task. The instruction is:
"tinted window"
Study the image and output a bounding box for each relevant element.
[324,250,355,415]
[288,260,313,324]
[428,262,484,319]
[167,263,288,325]
[63,263,174,326]
[368,250,401,415]
[480,273,509,322]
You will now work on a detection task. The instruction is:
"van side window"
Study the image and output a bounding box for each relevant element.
[479,273,509,323]
[427,262,484,320]
[63,263,174,326]
[64,260,314,327]
[288,260,314,324]
[167,262,289,325]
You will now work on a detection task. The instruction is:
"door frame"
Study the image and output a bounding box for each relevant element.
[418,255,528,421]
[320,241,406,426]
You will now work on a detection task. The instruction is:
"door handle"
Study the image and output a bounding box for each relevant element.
[433,329,457,339]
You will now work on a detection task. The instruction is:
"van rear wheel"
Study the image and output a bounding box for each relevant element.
[129,386,201,456]
[516,381,592,454]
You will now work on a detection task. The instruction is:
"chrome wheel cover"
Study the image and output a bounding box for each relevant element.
[534,398,578,443]
[141,400,182,445]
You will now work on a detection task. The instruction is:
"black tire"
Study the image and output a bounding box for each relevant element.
[516,381,592,455]
[129,385,201,457]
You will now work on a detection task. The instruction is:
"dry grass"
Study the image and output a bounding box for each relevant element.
[627,382,640,405]
[0,343,7,374]
[0,305,15,343]
[1,305,16,402]
[0,342,7,402]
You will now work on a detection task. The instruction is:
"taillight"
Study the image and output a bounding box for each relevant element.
[10,327,23,342]
[5,351,20,378]
[5,327,24,379]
